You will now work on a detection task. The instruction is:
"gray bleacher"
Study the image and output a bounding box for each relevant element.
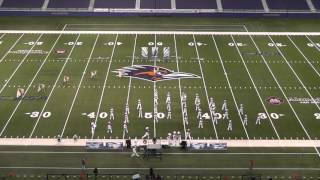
[1,0,44,8]
[94,0,136,8]
[47,0,90,8]
[176,0,217,9]
[311,0,320,10]
[267,0,310,10]
[140,0,171,9]
[221,0,263,9]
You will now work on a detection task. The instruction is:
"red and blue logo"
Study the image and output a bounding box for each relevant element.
[113,65,200,82]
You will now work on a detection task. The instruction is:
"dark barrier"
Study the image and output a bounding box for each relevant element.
[0,10,320,18]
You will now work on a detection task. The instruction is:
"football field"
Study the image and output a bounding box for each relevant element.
[0,23,320,178]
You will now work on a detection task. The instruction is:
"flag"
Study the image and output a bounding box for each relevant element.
[163,47,170,59]
[151,47,158,58]
[141,47,148,59]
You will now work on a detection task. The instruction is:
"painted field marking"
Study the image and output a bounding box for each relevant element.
[173,35,187,138]
[231,35,280,139]
[192,34,218,139]
[0,34,64,136]
[29,34,82,138]
[211,35,250,140]
[122,34,137,139]
[247,34,320,158]
[60,34,100,137]
[1,30,320,36]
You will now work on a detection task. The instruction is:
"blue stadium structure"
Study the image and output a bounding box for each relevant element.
[0,0,319,17]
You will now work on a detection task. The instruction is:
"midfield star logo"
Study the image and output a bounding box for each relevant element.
[113,65,200,82]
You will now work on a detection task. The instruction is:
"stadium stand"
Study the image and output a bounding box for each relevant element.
[140,0,171,9]
[221,0,264,10]
[47,0,90,9]
[176,0,217,9]
[311,0,320,10]
[94,0,136,9]
[266,0,310,10]
[1,0,44,8]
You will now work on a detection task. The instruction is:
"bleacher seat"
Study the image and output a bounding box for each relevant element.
[140,0,171,9]
[94,0,136,8]
[222,0,263,9]
[2,0,44,8]
[176,0,217,9]
[311,0,320,10]
[267,0,309,10]
[47,0,90,8]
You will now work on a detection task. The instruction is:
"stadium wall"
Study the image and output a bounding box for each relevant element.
[0,10,320,18]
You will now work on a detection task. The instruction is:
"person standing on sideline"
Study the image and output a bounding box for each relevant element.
[81,158,86,170]
[131,146,139,157]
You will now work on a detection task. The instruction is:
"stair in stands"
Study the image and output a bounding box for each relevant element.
[306,0,316,11]
[89,0,95,10]
[216,0,223,12]
[261,0,269,12]
[42,0,49,10]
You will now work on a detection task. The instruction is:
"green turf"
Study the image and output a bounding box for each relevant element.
[0,16,320,178]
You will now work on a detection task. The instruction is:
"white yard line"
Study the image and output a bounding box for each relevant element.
[230,35,280,139]
[211,35,250,140]
[192,35,218,139]
[247,34,320,158]
[0,34,26,96]
[268,35,320,118]
[2,30,320,36]
[60,34,100,137]
[0,34,24,63]
[122,34,137,139]
[153,34,157,138]
[288,35,320,79]
[0,34,64,136]
[90,35,118,139]
[173,35,187,139]
[0,34,44,136]
[28,34,82,138]
[0,33,5,40]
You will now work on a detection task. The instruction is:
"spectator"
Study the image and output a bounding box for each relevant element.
[93,168,98,179]
[81,158,86,170]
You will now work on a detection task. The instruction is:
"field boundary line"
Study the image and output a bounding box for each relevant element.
[231,35,280,139]
[192,35,218,139]
[1,30,320,36]
[0,151,317,155]
[0,34,64,136]
[28,34,82,138]
[122,34,137,139]
[245,34,320,157]
[173,35,187,138]
[0,167,320,171]
[60,34,100,137]
[1,138,320,147]
[211,36,250,140]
